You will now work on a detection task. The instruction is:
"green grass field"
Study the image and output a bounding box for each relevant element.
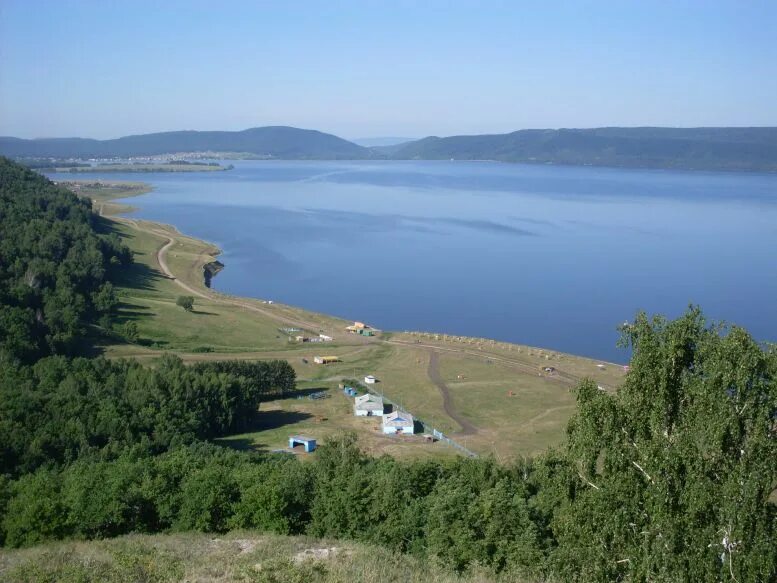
[438,352,576,457]
[79,182,626,461]
[100,218,354,357]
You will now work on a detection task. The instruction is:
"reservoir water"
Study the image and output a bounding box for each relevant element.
[50,160,777,362]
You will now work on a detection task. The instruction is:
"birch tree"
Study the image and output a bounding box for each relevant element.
[555,308,777,581]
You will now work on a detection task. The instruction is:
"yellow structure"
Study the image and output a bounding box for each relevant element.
[313,356,340,365]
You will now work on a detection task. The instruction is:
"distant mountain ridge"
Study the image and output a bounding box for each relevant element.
[389,127,777,171]
[0,126,371,160]
[2,126,776,171]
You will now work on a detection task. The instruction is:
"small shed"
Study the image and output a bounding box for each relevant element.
[314,356,340,365]
[357,328,375,337]
[288,435,317,452]
[382,410,415,435]
[354,394,384,417]
[346,322,370,333]
[364,375,377,384]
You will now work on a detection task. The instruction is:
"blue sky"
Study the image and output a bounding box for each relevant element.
[1,0,775,139]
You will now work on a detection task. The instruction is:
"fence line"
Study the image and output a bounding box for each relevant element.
[358,384,479,458]
[427,427,478,458]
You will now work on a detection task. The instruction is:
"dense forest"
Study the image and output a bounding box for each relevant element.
[0,354,295,477]
[0,158,774,581]
[0,158,132,361]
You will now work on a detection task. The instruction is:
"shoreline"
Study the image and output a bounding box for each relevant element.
[50,162,232,173]
[61,177,632,455]
[85,178,625,368]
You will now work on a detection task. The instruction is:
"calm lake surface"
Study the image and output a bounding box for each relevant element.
[50,161,777,362]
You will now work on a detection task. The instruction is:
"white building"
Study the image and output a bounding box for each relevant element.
[382,410,415,435]
[354,394,384,417]
[364,375,377,384]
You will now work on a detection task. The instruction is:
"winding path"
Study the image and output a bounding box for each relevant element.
[113,212,615,437]
[144,217,482,437]
[120,218,347,335]
[426,350,478,436]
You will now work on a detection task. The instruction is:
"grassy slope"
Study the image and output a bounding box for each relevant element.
[0,532,534,583]
[87,182,624,461]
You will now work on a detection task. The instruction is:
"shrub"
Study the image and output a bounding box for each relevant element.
[176,296,194,312]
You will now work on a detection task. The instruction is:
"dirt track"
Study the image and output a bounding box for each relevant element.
[137,216,527,435]
[121,217,344,334]
[426,351,478,436]
[389,337,614,392]
[115,213,612,435]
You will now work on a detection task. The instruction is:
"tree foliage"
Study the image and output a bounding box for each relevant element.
[1,308,774,581]
[175,296,194,312]
[553,309,777,581]
[0,157,131,361]
[0,354,295,477]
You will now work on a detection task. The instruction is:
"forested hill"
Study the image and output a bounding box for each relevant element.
[388,127,777,171]
[0,126,371,159]
[0,157,131,361]
[4,126,777,170]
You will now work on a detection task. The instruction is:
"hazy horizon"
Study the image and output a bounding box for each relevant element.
[9,124,777,144]
[1,1,776,139]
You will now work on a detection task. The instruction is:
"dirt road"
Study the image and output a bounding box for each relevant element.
[389,337,614,392]
[116,215,614,438]
[121,217,346,334]
[426,351,478,436]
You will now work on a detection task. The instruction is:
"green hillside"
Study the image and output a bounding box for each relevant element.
[389,127,777,171]
[0,126,371,160]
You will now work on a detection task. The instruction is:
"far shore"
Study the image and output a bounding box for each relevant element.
[55,162,231,173]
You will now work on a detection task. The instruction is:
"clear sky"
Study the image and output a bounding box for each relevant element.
[1,0,775,140]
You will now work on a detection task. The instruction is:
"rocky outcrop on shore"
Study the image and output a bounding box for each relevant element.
[203,260,224,288]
